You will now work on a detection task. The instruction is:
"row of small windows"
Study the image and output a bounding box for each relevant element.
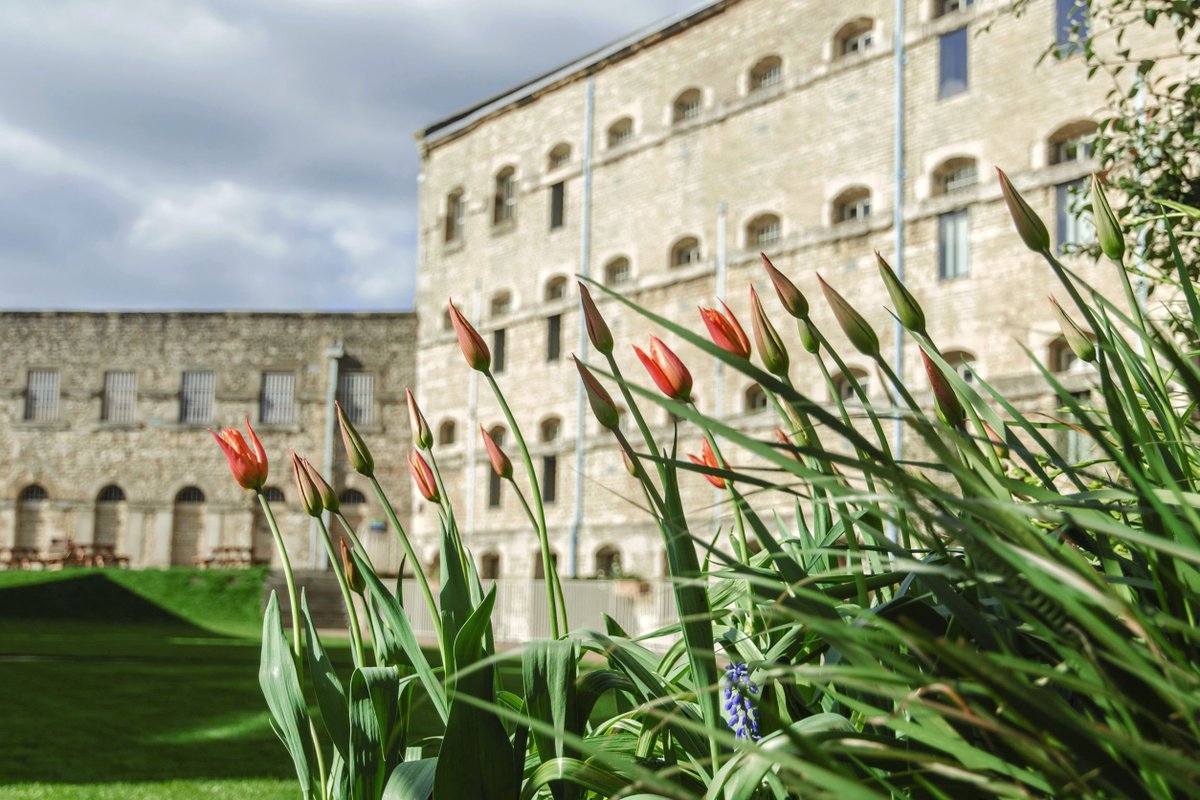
[441,545,622,581]
[14,483,370,507]
[20,368,377,427]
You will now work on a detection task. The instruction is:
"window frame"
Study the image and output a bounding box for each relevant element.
[546,314,562,362]
[101,370,137,424]
[492,167,516,226]
[179,370,214,425]
[259,371,296,426]
[938,26,969,99]
[549,181,565,230]
[493,328,507,373]
[336,370,375,426]
[938,208,971,280]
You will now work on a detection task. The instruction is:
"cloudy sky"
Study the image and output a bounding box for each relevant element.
[0,0,696,311]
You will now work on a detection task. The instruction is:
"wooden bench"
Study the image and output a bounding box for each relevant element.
[196,546,258,569]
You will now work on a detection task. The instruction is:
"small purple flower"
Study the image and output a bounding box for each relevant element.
[722,663,760,741]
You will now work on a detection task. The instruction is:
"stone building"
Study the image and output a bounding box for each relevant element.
[0,312,417,573]
[411,0,1141,580]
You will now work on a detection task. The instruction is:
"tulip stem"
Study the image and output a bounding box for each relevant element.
[257,491,302,660]
[333,511,376,573]
[484,371,562,639]
[508,477,568,631]
[604,353,666,484]
[315,516,365,667]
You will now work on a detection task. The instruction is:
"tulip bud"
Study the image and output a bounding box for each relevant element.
[699,300,751,359]
[761,253,808,319]
[817,275,879,357]
[983,422,1009,460]
[1090,173,1125,263]
[920,350,965,428]
[447,300,491,371]
[633,336,693,402]
[574,356,620,430]
[749,285,790,376]
[291,450,323,517]
[688,439,725,489]
[997,167,1051,254]
[406,389,432,450]
[301,458,339,513]
[336,401,374,476]
[210,418,269,491]
[1049,296,1096,363]
[875,251,925,334]
[340,538,365,594]
[578,282,614,355]
[796,319,819,353]
[480,426,513,479]
[621,449,637,476]
[773,427,804,461]
[408,450,440,504]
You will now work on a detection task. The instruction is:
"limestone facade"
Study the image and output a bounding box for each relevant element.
[0,312,416,573]
[411,0,1144,579]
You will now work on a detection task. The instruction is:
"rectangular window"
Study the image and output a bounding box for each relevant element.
[549,182,565,230]
[1056,179,1096,253]
[180,370,215,424]
[493,328,506,373]
[542,455,558,504]
[1056,0,1088,53]
[487,469,502,508]
[337,371,374,426]
[101,370,137,423]
[938,209,970,280]
[937,0,973,16]
[25,369,59,422]
[445,193,464,243]
[939,27,968,98]
[260,371,295,425]
[546,315,561,362]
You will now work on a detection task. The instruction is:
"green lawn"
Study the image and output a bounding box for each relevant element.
[0,568,339,799]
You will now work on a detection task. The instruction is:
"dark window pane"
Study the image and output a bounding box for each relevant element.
[546,315,561,362]
[549,182,565,229]
[542,455,557,504]
[939,27,968,98]
[493,328,506,373]
[488,470,502,508]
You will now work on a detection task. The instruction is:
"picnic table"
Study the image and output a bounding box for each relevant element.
[0,539,129,570]
[195,546,268,568]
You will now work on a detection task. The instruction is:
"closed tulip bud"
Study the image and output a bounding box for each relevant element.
[339,538,365,593]
[688,439,725,489]
[301,458,339,512]
[633,336,693,402]
[997,167,1050,254]
[447,300,491,371]
[1090,173,1125,263]
[773,427,804,461]
[336,401,374,476]
[210,418,269,491]
[983,422,1009,460]
[761,253,808,319]
[699,300,751,359]
[749,285,790,376]
[817,275,879,357]
[796,318,819,353]
[408,450,440,504]
[621,449,637,476]
[574,356,620,430]
[406,389,432,450]
[291,450,323,517]
[578,282,614,355]
[480,426,513,479]
[1049,296,1096,363]
[919,350,965,427]
[875,251,925,334]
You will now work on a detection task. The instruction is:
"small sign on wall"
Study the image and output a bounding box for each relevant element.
[369,520,387,533]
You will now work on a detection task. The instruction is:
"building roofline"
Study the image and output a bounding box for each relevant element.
[0,310,415,319]
[415,0,730,149]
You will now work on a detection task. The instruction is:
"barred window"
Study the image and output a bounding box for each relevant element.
[749,56,783,91]
[260,372,295,425]
[97,485,126,502]
[180,371,214,424]
[25,369,60,422]
[102,371,137,423]
[337,371,374,426]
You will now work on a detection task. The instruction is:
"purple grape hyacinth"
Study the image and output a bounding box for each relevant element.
[723,663,760,741]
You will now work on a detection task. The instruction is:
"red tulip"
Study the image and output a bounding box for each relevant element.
[480,426,513,479]
[761,253,808,319]
[749,285,789,376]
[408,450,440,503]
[290,450,322,517]
[688,439,725,488]
[919,349,965,427]
[699,300,751,359]
[578,282,614,355]
[211,418,268,491]
[574,356,620,430]
[633,336,693,401]
[301,457,339,512]
[447,299,491,371]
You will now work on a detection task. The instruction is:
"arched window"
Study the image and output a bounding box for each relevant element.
[1048,338,1095,373]
[833,369,870,403]
[175,486,205,503]
[833,186,872,223]
[1048,120,1098,165]
[595,545,622,578]
[548,143,572,170]
[492,166,516,225]
[490,290,512,318]
[934,0,974,17]
[747,213,782,249]
[933,157,978,196]
[97,484,126,503]
[670,236,702,268]
[745,385,768,413]
[604,256,631,286]
[540,416,562,443]
[444,188,465,243]
[748,56,783,91]
[19,484,48,502]
[480,551,501,580]
[672,88,703,124]
[544,276,568,302]
[437,419,457,446]
[339,489,367,505]
[533,549,559,579]
[488,425,507,447]
[835,18,875,56]
[607,117,634,149]
[943,350,977,383]
[262,486,285,503]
